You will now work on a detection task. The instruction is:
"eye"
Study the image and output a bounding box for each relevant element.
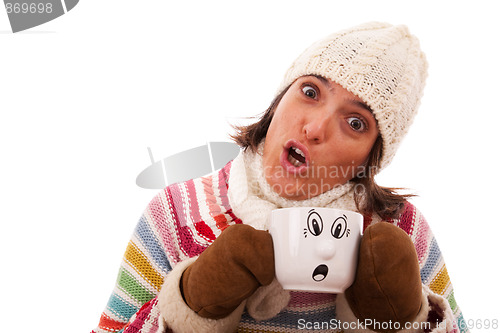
[331,216,347,239]
[302,85,318,99]
[307,211,323,236]
[347,117,367,132]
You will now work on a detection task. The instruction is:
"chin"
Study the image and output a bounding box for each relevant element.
[277,192,308,201]
[277,184,317,201]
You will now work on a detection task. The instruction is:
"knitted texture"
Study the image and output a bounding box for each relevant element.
[277,22,428,170]
[92,162,238,333]
[92,160,467,333]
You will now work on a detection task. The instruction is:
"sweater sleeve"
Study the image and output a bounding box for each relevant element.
[393,202,468,333]
[336,202,469,333]
[91,163,236,333]
[91,191,175,333]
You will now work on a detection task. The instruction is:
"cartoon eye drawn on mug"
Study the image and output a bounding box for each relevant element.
[304,210,323,237]
[331,215,350,238]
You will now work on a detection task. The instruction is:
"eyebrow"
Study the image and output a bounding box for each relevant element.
[349,99,373,113]
[312,75,373,113]
[313,75,330,86]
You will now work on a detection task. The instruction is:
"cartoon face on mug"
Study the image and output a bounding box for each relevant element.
[304,209,350,282]
[270,207,362,293]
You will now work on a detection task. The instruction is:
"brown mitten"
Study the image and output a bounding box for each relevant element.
[181,224,275,319]
[345,222,422,333]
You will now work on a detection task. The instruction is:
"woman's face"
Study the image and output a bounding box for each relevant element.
[262,75,379,200]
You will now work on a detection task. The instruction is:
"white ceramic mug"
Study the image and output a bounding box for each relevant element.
[269,207,363,293]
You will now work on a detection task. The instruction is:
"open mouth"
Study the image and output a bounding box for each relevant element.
[312,264,329,282]
[280,140,310,174]
[288,146,306,167]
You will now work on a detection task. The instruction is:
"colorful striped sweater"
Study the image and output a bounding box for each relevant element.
[92,158,468,333]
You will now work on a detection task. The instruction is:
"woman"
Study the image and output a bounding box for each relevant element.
[92,22,467,333]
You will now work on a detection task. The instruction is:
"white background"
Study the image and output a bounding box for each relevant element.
[1,1,499,332]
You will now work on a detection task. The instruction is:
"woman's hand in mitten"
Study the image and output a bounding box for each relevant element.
[180,224,275,319]
[345,222,423,332]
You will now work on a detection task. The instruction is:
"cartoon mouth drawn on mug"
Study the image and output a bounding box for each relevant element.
[304,210,350,283]
[312,264,329,282]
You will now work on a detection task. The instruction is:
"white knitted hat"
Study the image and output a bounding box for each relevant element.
[277,22,428,170]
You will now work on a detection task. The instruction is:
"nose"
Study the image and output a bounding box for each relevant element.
[303,113,330,143]
[315,239,336,260]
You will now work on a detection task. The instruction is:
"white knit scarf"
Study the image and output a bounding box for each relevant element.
[227,144,362,230]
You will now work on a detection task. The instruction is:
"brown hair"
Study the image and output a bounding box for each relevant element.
[230,85,413,220]
[350,135,414,219]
